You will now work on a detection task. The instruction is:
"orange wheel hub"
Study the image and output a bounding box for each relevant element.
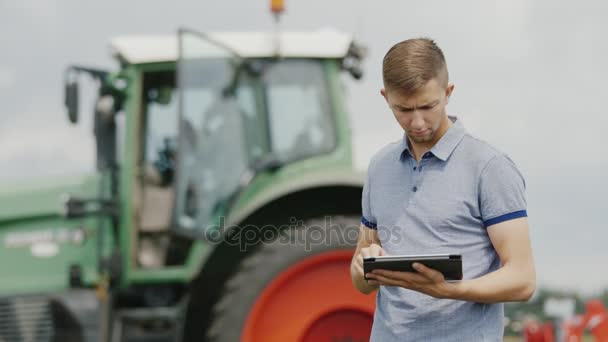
[242,249,376,342]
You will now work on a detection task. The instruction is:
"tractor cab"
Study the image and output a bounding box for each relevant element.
[64,29,366,266]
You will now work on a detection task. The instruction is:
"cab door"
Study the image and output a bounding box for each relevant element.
[173,29,263,238]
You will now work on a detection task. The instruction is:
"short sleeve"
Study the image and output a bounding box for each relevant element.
[361,161,378,229]
[479,154,527,228]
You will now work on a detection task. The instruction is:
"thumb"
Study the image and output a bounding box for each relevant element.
[378,247,387,256]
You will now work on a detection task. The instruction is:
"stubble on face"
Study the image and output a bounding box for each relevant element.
[408,128,435,144]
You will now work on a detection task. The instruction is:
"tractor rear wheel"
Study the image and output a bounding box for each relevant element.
[206,215,376,342]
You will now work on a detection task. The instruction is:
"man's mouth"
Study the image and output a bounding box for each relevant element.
[411,130,428,137]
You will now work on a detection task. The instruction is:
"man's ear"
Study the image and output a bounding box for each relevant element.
[380,88,388,103]
[445,84,455,102]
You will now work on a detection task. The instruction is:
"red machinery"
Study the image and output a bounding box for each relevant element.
[523,299,608,342]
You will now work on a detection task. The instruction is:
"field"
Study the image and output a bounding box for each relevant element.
[504,335,594,341]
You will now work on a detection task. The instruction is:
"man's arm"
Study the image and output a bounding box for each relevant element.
[350,224,383,295]
[366,217,535,303]
[449,217,536,302]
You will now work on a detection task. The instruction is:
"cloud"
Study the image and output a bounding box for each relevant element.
[0,111,95,182]
[0,66,16,90]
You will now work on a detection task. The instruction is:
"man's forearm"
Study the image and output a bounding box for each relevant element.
[350,263,379,295]
[448,263,535,303]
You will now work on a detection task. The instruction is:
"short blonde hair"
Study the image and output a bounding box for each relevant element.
[382,38,448,94]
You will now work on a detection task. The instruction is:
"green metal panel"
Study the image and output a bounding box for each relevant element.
[0,173,113,295]
[326,59,354,166]
[117,65,141,288]
[0,175,92,222]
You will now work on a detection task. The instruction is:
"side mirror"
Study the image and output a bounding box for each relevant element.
[65,81,79,124]
[342,41,367,80]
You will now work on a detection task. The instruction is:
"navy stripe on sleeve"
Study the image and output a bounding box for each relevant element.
[483,210,528,228]
[361,216,378,229]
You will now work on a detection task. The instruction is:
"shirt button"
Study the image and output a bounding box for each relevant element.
[412,186,418,192]
[413,166,417,170]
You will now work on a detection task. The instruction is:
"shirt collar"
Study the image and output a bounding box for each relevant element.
[399,116,466,162]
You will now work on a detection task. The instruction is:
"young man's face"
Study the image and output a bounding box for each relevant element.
[381,78,454,145]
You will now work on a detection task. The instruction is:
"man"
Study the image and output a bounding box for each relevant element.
[350,38,536,341]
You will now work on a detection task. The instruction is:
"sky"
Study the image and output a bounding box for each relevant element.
[1,0,607,294]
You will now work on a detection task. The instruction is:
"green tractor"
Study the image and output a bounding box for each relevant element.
[0,28,375,341]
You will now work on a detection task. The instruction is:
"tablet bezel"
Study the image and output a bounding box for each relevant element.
[363,254,463,281]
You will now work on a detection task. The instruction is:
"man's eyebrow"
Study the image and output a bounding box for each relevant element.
[394,100,439,110]
[394,104,413,110]
[420,100,439,107]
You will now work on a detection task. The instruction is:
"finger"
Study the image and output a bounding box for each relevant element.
[413,263,445,282]
[367,279,380,286]
[373,269,422,282]
[372,270,433,286]
[365,273,380,284]
[369,273,406,288]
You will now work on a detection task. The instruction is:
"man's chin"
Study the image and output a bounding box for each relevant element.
[410,135,432,143]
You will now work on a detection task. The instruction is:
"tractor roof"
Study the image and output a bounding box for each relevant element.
[110,29,354,64]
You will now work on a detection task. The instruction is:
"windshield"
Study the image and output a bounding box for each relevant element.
[263,59,336,162]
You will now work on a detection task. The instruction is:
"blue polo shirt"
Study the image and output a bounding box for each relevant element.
[361,117,527,341]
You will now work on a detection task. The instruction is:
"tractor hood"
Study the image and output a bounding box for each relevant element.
[0,174,100,222]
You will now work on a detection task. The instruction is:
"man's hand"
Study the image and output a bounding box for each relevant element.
[352,243,386,281]
[365,263,460,299]
[350,225,384,294]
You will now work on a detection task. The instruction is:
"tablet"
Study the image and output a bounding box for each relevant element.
[363,254,463,281]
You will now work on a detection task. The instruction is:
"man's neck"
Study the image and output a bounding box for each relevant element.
[409,116,453,162]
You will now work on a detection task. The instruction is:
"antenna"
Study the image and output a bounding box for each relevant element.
[352,0,367,42]
[270,0,285,57]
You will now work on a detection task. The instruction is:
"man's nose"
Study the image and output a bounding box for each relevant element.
[410,111,425,129]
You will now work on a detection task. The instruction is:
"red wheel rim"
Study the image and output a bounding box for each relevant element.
[242,249,376,342]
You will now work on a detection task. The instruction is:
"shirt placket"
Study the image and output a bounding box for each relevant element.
[407,152,433,207]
